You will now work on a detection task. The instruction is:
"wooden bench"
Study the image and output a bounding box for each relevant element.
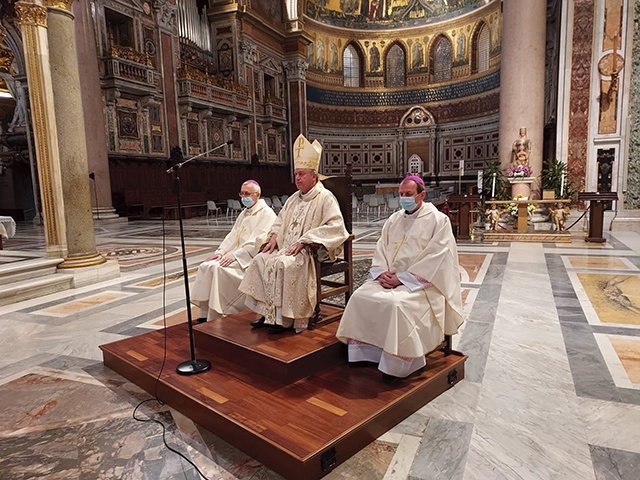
[151,203,207,220]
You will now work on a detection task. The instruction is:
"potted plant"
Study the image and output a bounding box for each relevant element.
[542,158,575,199]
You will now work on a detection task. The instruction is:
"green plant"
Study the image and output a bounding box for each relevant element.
[482,160,508,200]
[541,159,576,199]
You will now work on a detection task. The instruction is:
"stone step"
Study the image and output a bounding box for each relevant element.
[0,257,64,286]
[0,273,73,307]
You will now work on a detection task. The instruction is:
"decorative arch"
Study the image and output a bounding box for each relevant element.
[399,106,436,128]
[428,34,453,83]
[342,41,364,87]
[470,21,490,74]
[383,41,407,87]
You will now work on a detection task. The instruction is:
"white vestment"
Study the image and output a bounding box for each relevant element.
[239,181,348,329]
[191,199,276,320]
[336,202,464,377]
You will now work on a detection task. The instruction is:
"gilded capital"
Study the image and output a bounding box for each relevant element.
[15,2,48,27]
[43,0,76,11]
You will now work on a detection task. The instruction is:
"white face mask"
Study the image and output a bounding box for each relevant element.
[241,196,255,208]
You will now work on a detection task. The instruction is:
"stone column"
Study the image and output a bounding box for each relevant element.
[72,0,118,220]
[498,0,547,179]
[44,0,105,269]
[15,1,68,258]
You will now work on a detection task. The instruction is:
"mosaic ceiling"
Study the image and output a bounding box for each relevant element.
[305,0,492,30]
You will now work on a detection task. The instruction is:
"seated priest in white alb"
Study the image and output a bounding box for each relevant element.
[336,176,464,379]
[191,180,277,322]
[239,134,349,334]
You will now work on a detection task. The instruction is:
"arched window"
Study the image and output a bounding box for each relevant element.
[385,44,405,87]
[432,37,452,83]
[476,24,490,73]
[343,44,361,87]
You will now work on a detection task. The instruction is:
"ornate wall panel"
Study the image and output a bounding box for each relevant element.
[567,0,595,191]
[440,130,499,174]
[625,0,640,208]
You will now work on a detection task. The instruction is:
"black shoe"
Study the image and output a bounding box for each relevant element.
[267,324,292,334]
[250,316,266,328]
[195,317,207,324]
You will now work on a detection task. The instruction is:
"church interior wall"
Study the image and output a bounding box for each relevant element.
[303,0,501,185]
[620,0,640,211]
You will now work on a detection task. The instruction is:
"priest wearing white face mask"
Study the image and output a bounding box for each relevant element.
[191,180,277,322]
[336,176,464,380]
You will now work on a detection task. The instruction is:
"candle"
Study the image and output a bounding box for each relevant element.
[560,172,565,197]
[491,172,496,198]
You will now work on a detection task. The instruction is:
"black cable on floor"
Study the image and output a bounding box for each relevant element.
[129,213,211,480]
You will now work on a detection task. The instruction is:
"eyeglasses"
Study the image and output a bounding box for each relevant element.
[239,191,258,198]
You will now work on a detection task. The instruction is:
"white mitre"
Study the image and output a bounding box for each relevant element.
[293,134,322,171]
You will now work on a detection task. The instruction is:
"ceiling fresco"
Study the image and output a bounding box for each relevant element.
[304,0,491,30]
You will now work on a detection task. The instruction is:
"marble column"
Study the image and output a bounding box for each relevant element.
[498,0,547,179]
[44,0,105,269]
[72,0,118,220]
[15,1,68,258]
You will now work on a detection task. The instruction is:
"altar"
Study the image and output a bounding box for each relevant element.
[0,216,16,249]
[484,199,572,242]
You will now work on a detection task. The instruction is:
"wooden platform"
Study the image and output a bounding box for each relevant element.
[100,312,467,480]
[194,307,346,383]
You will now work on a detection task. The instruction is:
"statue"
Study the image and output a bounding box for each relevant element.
[511,127,531,168]
[549,202,570,231]
[485,205,501,231]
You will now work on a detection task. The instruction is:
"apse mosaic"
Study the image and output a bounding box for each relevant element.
[305,0,489,30]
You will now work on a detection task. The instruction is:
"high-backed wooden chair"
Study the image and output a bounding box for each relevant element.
[307,167,355,329]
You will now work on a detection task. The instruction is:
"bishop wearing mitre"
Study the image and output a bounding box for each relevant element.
[239,134,349,334]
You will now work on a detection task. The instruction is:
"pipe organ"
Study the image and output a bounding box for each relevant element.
[177,0,211,53]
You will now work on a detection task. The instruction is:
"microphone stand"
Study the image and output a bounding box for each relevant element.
[166,141,232,376]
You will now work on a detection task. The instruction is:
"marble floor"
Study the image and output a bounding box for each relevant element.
[1,213,640,480]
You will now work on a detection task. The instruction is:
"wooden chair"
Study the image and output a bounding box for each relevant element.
[307,168,355,330]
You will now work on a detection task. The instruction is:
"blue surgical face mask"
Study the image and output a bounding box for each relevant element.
[241,196,255,208]
[399,196,417,212]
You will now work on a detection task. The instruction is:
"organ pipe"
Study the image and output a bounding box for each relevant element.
[177,0,211,53]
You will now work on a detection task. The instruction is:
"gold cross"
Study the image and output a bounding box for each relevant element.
[294,136,305,159]
[391,233,409,264]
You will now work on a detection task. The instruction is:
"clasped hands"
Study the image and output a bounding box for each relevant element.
[377,271,402,289]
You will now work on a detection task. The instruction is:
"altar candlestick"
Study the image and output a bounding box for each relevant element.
[560,172,565,197]
[491,172,496,198]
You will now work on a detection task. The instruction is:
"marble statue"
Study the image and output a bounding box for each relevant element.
[549,202,570,231]
[485,205,501,231]
[511,127,531,167]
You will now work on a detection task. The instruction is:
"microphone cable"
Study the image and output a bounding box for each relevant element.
[130,199,211,480]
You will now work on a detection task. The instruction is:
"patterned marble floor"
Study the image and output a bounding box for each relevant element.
[1,215,640,480]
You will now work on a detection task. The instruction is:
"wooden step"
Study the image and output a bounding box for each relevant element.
[193,307,346,383]
[100,321,467,480]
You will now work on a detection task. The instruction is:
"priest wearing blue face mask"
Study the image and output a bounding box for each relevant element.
[336,175,464,380]
[191,180,277,322]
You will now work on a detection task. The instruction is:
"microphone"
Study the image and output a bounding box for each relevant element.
[166,140,234,174]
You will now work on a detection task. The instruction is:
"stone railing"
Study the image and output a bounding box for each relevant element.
[177,76,252,113]
[110,44,151,66]
[103,57,158,88]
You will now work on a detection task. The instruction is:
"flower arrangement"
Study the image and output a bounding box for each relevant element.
[507,194,536,217]
[506,165,533,178]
